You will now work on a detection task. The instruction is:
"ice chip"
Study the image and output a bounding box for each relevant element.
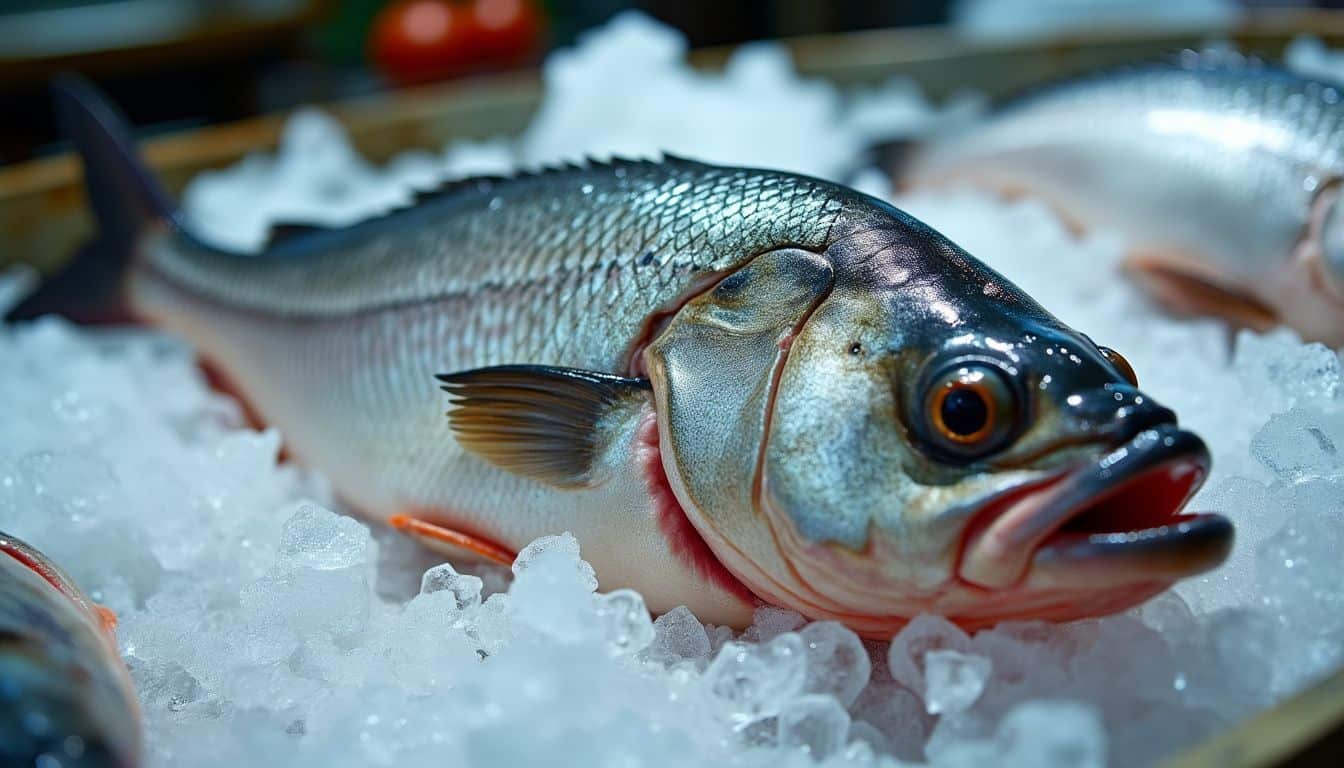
[508,534,602,642]
[703,633,807,726]
[887,613,973,694]
[777,693,850,760]
[277,504,372,570]
[1233,330,1342,409]
[798,621,871,707]
[1251,407,1344,482]
[419,562,484,611]
[645,605,712,664]
[511,532,598,591]
[994,700,1106,768]
[595,589,655,656]
[924,650,992,715]
[743,605,805,642]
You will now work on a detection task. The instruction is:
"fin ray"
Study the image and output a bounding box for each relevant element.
[438,365,650,488]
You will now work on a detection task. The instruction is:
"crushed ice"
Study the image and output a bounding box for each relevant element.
[3,12,1344,768]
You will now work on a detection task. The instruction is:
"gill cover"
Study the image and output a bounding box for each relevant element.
[644,248,833,591]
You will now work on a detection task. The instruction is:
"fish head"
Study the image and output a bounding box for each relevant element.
[647,203,1231,636]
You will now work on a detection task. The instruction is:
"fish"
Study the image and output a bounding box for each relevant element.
[900,53,1344,347]
[19,76,1232,637]
[0,530,140,768]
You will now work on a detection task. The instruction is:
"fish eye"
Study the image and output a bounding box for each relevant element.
[923,363,1018,459]
[1098,346,1138,387]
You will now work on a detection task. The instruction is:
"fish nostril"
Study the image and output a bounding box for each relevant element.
[1112,394,1177,440]
[1067,387,1176,440]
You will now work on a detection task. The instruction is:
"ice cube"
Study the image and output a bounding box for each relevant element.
[777,693,850,760]
[277,504,372,571]
[644,605,712,664]
[887,613,973,695]
[1251,408,1344,482]
[924,650,992,715]
[595,588,655,656]
[798,621,871,707]
[702,633,807,726]
[511,532,598,591]
[742,605,805,642]
[1234,330,1342,409]
[508,534,600,643]
[419,562,484,611]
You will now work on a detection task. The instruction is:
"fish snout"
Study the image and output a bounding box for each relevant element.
[1065,385,1177,443]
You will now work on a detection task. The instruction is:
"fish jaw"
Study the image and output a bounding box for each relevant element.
[958,425,1229,593]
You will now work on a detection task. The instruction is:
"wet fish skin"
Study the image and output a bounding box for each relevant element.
[49,77,1232,636]
[904,56,1344,345]
[0,532,140,768]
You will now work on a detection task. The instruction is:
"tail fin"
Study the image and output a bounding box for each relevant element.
[6,75,177,323]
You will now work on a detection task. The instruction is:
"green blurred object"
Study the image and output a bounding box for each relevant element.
[313,0,389,65]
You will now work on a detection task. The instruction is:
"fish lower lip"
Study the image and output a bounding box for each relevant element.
[958,425,1225,590]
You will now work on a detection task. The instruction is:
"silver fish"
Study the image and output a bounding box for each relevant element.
[0,531,140,767]
[903,54,1344,346]
[28,77,1232,637]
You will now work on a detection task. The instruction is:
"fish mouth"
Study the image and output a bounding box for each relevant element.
[958,426,1231,591]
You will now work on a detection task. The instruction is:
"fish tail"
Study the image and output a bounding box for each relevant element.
[873,137,921,191]
[6,75,177,323]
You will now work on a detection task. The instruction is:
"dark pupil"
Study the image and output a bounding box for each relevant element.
[941,388,989,436]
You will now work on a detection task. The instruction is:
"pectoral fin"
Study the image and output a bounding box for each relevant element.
[1124,249,1279,330]
[436,365,651,488]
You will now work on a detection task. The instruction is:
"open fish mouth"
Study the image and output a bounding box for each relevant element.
[959,426,1232,591]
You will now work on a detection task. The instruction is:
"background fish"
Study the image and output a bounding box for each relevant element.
[22,77,1231,637]
[0,531,140,768]
[901,54,1344,346]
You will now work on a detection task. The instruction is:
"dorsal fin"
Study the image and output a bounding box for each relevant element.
[257,154,705,253]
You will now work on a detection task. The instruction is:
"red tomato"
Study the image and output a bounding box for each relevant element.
[470,0,542,66]
[371,0,479,85]
[370,0,542,86]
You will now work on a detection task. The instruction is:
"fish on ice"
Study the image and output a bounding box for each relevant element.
[13,77,1232,637]
[901,53,1344,346]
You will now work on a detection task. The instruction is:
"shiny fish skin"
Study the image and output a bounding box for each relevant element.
[904,58,1344,344]
[53,76,1232,635]
[132,160,845,624]
[0,533,140,768]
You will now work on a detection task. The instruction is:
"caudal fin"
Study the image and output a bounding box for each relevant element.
[6,75,177,323]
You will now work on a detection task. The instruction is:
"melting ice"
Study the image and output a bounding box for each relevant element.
[3,11,1344,768]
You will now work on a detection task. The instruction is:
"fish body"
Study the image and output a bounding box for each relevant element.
[903,57,1344,345]
[38,78,1232,636]
[0,532,140,768]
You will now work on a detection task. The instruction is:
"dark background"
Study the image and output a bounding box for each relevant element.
[0,0,1328,163]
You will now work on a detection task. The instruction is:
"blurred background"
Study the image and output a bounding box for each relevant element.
[0,0,1340,164]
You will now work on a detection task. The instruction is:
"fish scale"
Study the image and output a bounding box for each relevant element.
[143,159,840,322]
